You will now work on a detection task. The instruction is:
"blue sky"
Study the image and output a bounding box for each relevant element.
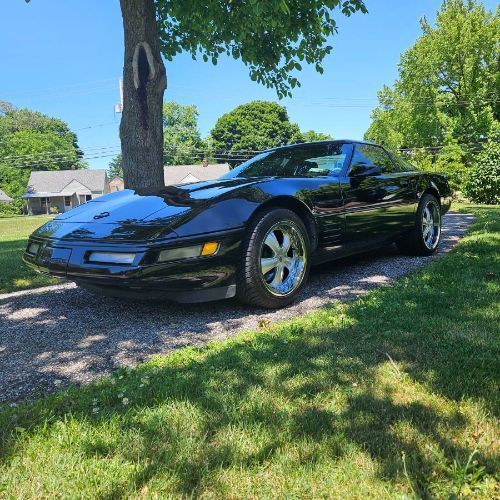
[1,0,496,169]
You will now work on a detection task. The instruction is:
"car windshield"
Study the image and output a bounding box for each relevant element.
[222,142,351,179]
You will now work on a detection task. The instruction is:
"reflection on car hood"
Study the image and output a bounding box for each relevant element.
[33,177,265,243]
[54,177,264,225]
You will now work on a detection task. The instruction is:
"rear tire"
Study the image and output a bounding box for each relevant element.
[397,193,442,256]
[236,208,310,309]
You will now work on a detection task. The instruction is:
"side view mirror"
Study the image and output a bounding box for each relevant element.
[349,163,381,177]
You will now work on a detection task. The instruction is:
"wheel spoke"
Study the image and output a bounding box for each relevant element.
[264,231,280,254]
[281,233,291,253]
[261,257,279,275]
[282,256,294,270]
[423,208,430,224]
[270,263,285,286]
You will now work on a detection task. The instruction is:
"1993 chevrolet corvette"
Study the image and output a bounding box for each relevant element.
[24,140,451,308]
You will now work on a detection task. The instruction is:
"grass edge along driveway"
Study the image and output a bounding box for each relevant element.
[0,216,58,293]
[0,205,499,498]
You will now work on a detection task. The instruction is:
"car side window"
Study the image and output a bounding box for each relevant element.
[351,144,398,174]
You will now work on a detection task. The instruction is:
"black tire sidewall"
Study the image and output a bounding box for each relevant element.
[237,208,311,308]
[416,194,441,255]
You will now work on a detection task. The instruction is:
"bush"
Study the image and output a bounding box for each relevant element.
[463,141,500,205]
[0,199,22,217]
[433,144,468,193]
[410,150,434,172]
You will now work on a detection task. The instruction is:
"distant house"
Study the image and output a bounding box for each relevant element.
[164,163,230,185]
[109,176,124,192]
[22,169,109,215]
[0,189,13,204]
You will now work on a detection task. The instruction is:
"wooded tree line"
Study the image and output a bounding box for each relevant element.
[364,0,499,200]
[0,102,85,214]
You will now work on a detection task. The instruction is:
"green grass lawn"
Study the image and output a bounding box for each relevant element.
[0,216,59,293]
[0,206,499,498]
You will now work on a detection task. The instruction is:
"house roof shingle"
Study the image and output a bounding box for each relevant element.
[25,169,107,195]
[164,164,230,185]
[0,189,13,203]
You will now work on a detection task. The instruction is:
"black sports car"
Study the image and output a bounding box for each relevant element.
[24,140,451,308]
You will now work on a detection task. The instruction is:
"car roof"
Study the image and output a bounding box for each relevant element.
[263,139,382,153]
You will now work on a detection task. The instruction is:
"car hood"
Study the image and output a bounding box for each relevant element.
[55,177,263,224]
[33,177,265,243]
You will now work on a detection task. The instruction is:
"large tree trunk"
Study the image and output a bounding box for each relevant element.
[119,0,166,191]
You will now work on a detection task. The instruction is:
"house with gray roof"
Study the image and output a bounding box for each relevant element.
[21,163,230,214]
[0,189,13,204]
[23,169,109,215]
[164,163,230,185]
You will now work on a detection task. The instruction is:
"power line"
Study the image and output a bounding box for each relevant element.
[1,140,495,170]
[2,139,494,164]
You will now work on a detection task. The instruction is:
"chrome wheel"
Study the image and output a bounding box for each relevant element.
[259,222,307,296]
[422,201,441,250]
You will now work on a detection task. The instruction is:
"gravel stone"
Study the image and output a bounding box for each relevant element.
[0,212,473,403]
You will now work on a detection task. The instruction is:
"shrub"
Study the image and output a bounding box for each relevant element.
[433,144,468,193]
[410,150,434,172]
[0,198,22,217]
[463,141,500,205]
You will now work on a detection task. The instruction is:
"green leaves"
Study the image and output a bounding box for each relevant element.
[155,0,367,98]
[365,0,499,149]
[463,141,500,204]
[210,101,302,165]
[0,106,84,208]
[162,101,205,165]
[210,100,331,166]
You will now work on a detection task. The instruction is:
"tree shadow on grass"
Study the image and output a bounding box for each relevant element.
[1,300,498,496]
[0,211,497,496]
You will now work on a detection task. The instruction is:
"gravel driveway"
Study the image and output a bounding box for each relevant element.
[0,211,473,403]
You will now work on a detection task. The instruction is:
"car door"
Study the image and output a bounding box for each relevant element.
[303,142,353,248]
[340,143,415,249]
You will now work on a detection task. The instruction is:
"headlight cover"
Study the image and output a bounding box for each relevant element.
[88,252,136,265]
[157,242,219,263]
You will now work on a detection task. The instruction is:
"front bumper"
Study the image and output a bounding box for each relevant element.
[23,228,244,302]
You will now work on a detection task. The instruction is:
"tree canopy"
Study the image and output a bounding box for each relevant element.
[107,154,123,179]
[0,105,84,212]
[163,101,205,165]
[210,101,302,156]
[364,0,499,150]
[156,0,368,99]
[300,130,333,142]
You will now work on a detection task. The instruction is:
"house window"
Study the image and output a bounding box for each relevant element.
[40,197,49,208]
[79,194,92,204]
[64,196,71,207]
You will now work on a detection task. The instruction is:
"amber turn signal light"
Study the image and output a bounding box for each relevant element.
[201,242,219,256]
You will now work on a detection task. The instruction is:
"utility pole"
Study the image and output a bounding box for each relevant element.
[114,79,123,114]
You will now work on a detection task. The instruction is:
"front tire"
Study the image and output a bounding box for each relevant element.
[397,193,442,256]
[236,208,310,309]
